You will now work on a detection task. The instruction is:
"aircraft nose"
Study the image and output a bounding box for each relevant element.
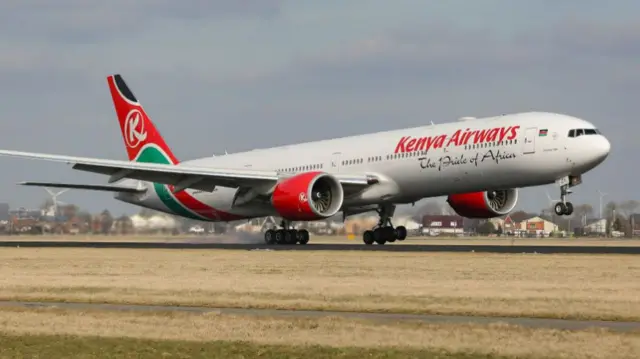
[593,135,611,162]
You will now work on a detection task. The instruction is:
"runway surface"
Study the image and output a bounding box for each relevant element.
[1,240,640,254]
[1,300,638,332]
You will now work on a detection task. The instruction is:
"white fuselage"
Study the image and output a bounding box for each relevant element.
[116,112,610,221]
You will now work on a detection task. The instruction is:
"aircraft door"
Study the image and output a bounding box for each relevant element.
[329,152,342,173]
[523,127,537,154]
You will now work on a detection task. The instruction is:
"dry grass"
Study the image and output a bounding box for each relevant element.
[0,307,638,359]
[0,248,639,321]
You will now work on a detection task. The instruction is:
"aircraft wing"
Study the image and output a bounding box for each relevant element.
[0,150,374,193]
[18,181,146,193]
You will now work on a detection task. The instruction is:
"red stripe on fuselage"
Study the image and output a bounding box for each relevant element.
[168,185,246,221]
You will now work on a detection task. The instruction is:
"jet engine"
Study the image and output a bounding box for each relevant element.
[271,171,344,221]
[446,188,518,218]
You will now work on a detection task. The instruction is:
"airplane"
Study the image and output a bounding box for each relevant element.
[0,74,611,245]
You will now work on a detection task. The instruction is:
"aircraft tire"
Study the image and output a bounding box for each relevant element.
[395,226,407,241]
[283,230,297,245]
[363,230,374,245]
[386,227,396,242]
[564,202,574,216]
[298,229,310,244]
[264,229,276,245]
[275,229,286,244]
[554,202,567,216]
[373,228,386,245]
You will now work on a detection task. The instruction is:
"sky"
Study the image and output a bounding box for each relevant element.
[0,0,637,217]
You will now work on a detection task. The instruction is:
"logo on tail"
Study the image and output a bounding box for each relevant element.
[123,109,148,148]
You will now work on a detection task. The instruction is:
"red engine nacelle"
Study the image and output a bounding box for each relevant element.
[271,171,344,221]
[447,188,519,218]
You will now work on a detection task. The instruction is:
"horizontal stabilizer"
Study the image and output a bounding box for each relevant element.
[18,181,146,193]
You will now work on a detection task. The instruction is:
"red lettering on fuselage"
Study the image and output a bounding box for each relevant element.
[394,125,521,153]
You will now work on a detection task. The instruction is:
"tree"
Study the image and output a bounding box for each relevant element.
[77,211,93,225]
[618,200,639,217]
[572,204,594,219]
[60,204,78,219]
[509,210,534,223]
[496,224,503,236]
[411,200,445,223]
[605,201,617,216]
[476,221,496,235]
[138,208,158,218]
[100,209,114,234]
[116,215,133,235]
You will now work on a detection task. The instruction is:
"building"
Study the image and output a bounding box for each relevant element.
[514,216,559,236]
[629,214,640,237]
[421,215,464,235]
[583,218,607,235]
[489,215,517,234]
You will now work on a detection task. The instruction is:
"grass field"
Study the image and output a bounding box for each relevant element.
[0,334,501,359]
[0,307,638,359]
[0,248,639,321]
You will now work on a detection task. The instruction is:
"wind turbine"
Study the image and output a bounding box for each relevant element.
[597,190,607,219]
[43,187,69,220]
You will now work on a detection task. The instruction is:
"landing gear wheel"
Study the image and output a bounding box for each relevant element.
[554,202,567,216]
[283,230,297,245]
[395,226,407,241]
[555,179,578,216]
[564,202,574,216]
[264,229,276,245]
[383,227,396,242]
[297,229,310,245]
[363,230,374,245]
[373,228,386,245]
[275,229,288,245]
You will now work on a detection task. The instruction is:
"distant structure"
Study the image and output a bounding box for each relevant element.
[421,215,464,236]
[0,203,9,222]
[42,187,69,221]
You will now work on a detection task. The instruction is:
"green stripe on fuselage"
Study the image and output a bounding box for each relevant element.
[134,146,203,220]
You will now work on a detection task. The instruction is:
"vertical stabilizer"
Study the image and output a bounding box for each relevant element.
[107,74,179,164]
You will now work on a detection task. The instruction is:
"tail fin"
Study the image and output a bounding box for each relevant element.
[107,74,179,164]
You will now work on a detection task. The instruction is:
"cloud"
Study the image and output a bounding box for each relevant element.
[0,0,284,44]
[264,20,640,90]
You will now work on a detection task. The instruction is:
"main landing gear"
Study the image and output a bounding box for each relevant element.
[553,176,578,216]
[362,204,407,245]
[264,220,310,245]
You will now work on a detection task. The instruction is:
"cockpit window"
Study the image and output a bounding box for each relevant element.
[568,128,601,138]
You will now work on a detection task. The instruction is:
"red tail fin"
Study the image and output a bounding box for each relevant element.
[107,74,179,164]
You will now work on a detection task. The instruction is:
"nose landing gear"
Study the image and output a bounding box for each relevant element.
[553,176,581,216]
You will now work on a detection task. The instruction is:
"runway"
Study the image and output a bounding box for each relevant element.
[1,240,640,254]
[1,300,638,332]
